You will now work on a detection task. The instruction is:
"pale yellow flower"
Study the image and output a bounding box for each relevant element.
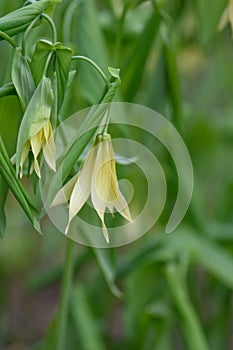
[20,120,56,178]
[51,134,132,243]
[218,0,233,33]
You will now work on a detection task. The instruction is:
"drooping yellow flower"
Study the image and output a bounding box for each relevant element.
[51,134,132,243]
[16,77,56,178]
[218,0,233,33]
[20,120,56,178]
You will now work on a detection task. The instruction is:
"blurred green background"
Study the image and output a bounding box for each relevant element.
[0,0,233,349]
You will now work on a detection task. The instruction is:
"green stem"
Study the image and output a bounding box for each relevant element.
[41,13,57,43]
[22,14,57,56]
[22,15,41,56]
[0,31,17,48]
[56,239,75,350]
[72,55,109,85]
[42,50,54,77]
[165,263,208,350]
[114,4,128,65]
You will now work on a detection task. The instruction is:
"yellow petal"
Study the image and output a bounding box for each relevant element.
[43,121,52,140]
[51,173,79,207]
[65,145,97,234]
[101,217,110,243]
[218,7,229,31]
[113,190,132,223]
[34,157,41,179]
[94,138,118,203]
[65,175,90,235]
[30,129,44,158]
[43,132,56,172]
[19,141,30,178]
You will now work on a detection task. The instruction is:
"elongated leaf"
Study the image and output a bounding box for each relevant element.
[162,27,182,129]
[12,47,35,111]
[91,247,122,298]
[0,175,8,237]
[0,82,16,97]
[54,42,73,108]
[193,234,233,289]
[116,227,233,290]
[71,284,105,350]
[0,0,61,38]
[121,9,160,101]
[16,76,54,175]
[165,229,233,290]
[76,0,109,103]
[0,136,41,234]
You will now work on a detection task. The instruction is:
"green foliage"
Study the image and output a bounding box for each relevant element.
[0,0,61,38]
[0,0,232,349]
[12,47,35,110]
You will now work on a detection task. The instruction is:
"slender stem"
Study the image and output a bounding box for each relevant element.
[72,55,109,85]
[22,14,57,56]
[41,13,58,43]
[0,31,17,48]
[22,15,41,55]
[165,263,208,350]
[42,50,54,77]
[56,239,75,350]
[114,4,128,65]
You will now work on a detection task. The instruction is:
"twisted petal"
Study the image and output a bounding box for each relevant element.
[30,128,44,178]
[30,129,44,158]
[43,122,56,172]
[113,190,132,223]
[19,141,30,178]
[65,145,97,234]
[51,173,79,207]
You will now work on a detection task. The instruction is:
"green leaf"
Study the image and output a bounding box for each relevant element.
[31,40,73,109]
[0,175,8,237]
[71,284,106,350]
[0,136,41,234]
[76,0,109,103]
[16,76,54,175]
[91,247,122,298]
[53,42,73,108]
[31,39,53,85]
[11,47,35,111]
[193,233,233,289]
[162,25,183,129]
[0,0,62,39]
[121,9,160,101]
[0,82,16,98]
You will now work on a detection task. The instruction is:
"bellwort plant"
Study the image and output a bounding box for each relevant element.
[0,1,130,348]
[1,1,230,350]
